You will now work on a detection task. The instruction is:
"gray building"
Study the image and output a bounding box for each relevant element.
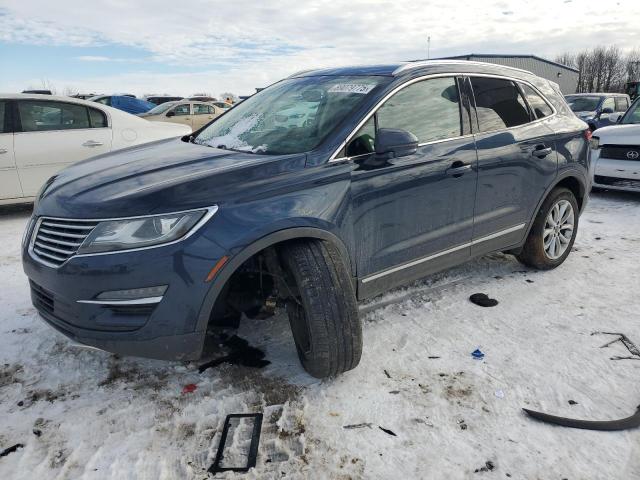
[440,54,579,94]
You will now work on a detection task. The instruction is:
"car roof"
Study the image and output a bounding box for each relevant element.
[0,93,105,105]
[291,60,534,78]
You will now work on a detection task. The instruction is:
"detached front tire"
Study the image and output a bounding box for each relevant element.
[517,187,579,270]
[281,240,362,378]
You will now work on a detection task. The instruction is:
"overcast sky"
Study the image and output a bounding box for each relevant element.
[0,0,638,97]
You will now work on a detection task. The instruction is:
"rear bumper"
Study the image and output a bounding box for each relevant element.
[22,219,228,361]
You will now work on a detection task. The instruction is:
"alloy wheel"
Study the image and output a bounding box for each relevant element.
[543,199,575,260]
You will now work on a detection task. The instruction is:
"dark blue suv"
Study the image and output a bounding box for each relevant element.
[22,61,590,378]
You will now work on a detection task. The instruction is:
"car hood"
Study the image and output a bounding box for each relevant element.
[36,138,307,218]
[593,124,640,144]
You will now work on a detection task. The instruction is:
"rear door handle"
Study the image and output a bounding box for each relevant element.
[82,140,104,147]
[0,148,7,154]
[532,145,553,158]
[446,161,472,178]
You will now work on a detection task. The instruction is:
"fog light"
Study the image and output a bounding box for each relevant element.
[96,285,168,301]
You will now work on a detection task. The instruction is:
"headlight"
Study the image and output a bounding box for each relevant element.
[589,136,600,150]
[77,208,215,255]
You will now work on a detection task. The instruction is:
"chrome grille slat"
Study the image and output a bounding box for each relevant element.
[34,241,76,255]
[37,234,83,247]
[39,228,87,239]
[31,217,98,267]
[41,221,97,230]
[33,247,68,262]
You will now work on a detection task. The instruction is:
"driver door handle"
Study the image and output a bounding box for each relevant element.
[446,161,472,178]
[82,140,104,147]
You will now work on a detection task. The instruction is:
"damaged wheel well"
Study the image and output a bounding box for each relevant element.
[204,231,352,330]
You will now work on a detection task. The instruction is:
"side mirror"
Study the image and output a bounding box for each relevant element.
[375,128,419,160]
[166,111,176,117]
[601,107,614,115]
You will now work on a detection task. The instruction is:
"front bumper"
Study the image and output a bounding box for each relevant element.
[592,150,640,192]
[22,218,227,360]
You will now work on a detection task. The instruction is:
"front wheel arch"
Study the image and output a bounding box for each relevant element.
[194,227,353,336]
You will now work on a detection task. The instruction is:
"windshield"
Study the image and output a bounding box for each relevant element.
[620,99,640,124]
[194,75,387,154]
[565,96,601,112]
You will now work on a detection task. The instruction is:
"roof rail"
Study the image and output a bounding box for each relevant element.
[288,69,316,78]
[392,60,532,76]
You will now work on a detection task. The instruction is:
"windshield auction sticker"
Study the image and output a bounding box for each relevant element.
[328,84,376,94]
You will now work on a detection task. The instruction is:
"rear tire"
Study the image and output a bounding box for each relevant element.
[280,240,362,378]
[517,188,579,270]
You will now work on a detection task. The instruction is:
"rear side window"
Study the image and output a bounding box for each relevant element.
[615,97,629,112]
[376,77,462,143]
[88,107,107,128]
[521,84,553,119]
[602,97,615,112]
[470,77,531,132]
[0,101,6,133]
[193,104,213,114]
[18,101,91,132]
[172,104,191,116]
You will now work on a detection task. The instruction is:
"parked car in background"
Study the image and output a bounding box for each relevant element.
[590,97,640,192]
[143,95,183,105]
[189,96,217,103]
[22,61,590,378]
[0,94,191,204]
[211,101,231,110]
[89,95,156,115]
[70,93,101,100]
[565,93,630,131]
[138,100,222,130]
[22,89,52,95]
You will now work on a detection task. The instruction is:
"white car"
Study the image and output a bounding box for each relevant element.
[590,98,640,192]
[0,94,192,205]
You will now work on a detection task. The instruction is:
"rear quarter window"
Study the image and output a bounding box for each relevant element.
[88,107,107,128]
[470,77,531,132]
[520,84,554,119]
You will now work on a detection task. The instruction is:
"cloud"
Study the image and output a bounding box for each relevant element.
[75,55,111,62]
[0,0,638,95]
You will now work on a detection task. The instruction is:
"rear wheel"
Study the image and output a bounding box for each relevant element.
[280,240,362,378]
[517,188,579,270]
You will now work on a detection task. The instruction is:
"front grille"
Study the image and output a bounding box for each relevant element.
[30,280,55,314]
[600,145,640,161]
[31,218,99,267]
[594,175,640,189]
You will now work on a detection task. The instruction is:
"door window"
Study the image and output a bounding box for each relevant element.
[18,101,91,132]
[470,77,531,132]
[376,77,462,143]
[615,97,629,112]
[602,97,615,112]
[193,104,213,114]
[171,104,191,116]
[88,108,107,128]
[520,84,553,119]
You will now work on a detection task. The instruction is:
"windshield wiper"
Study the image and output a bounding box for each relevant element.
[215,145,256,154]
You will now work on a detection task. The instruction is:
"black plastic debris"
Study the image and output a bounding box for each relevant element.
[474,461,495,473]
[343,423,372,430]
[469,293,498,307]
[568,400,578,406]
[209,413,263,474]
[199,336,270,373]
[383,369,392,379]
[0,444,24,457]
[378,426,397,436]
[593,331,640,360]
[523,405,640,431]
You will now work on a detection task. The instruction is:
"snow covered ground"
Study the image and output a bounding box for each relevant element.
[1,192,639,480]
